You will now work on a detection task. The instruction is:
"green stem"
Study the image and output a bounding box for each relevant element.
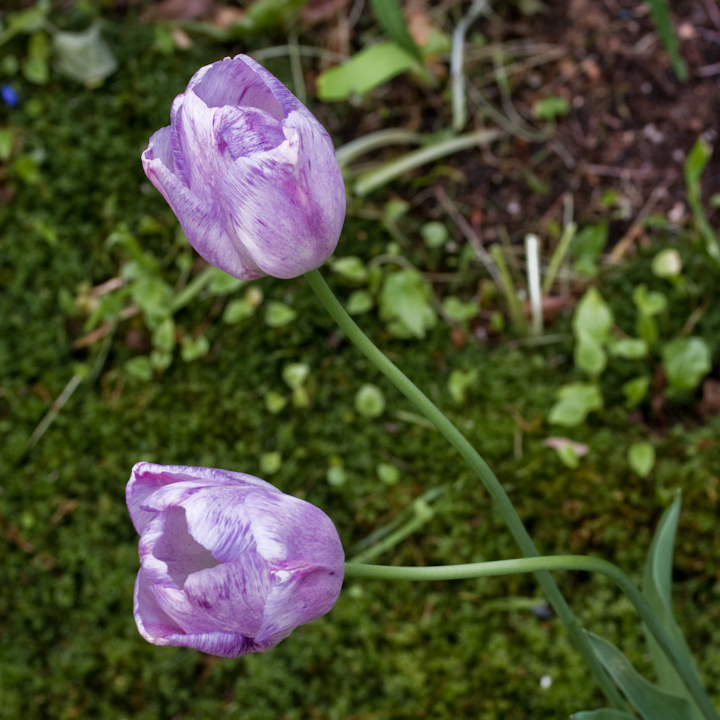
[346,557,719,720]
[304,268,626,710]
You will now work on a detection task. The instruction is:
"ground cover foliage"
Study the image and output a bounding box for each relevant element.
[2,1,720,718]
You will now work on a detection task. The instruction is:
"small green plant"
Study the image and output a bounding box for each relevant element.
[70,222,261,380]
[549,274,712,430]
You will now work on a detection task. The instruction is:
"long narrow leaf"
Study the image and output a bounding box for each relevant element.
[353,130,501,196]
[644,0,687,80]
[586,632,691,720]
[572,711,637,720]
[368,0,424,64]
[685,137,720,267]
[642,493,704,720]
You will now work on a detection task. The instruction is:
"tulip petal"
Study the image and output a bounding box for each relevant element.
[254,565,343,647]
[234,55,303,119]
[182,487,258,563]
[128,463,274,534]
[152,506,221,588]
[171,90,233,202]
[142,137,262,280]
[183,553,273,636]
[159,629,254,658]
[245,490,345,570]
[219,112,345,279]
[141,485,261,564]
[216,105,286,161]
[133,569,185,642]
[188,56,283,120]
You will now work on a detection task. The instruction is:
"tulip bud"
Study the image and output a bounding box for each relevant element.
[127,462,345,658]
[142,55,346,280]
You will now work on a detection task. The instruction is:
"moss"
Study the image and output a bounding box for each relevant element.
[1,14,719,720]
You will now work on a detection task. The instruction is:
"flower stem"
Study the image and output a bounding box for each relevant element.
[304,268,626,710]
[346,557,719,720]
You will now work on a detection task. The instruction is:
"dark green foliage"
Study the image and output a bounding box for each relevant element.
[1,14,720,720]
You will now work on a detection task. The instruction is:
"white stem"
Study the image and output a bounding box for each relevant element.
[525,233,543,336]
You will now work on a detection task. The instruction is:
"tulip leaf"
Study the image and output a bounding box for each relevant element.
[642,493,705,720]
[367,0,424,64]
[316,42,417,102]
[585,632,692,720]
[572,711,637,720]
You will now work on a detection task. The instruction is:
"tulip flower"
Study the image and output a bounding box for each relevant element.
[127,462,345,658]
[142,55,346,280]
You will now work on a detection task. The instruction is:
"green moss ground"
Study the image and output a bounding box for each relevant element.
[1,15,720,720]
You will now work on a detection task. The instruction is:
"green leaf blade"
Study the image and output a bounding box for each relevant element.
[642,494,705,719]
[368,0,424,64]
[572,711,637,720]
[586,632,692,720]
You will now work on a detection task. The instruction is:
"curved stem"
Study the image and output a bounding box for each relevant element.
[345,557,719,720]
[304,269,626,710]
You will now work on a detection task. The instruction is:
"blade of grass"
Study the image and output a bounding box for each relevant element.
[644,0,687,81]
[490,245,527,333]
[451,0,491,131]
[335,129,422,167]
[353,130,502,196]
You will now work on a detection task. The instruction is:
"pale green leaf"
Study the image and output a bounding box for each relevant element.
[642,494,705,719]
[572,287,613,341]
[316,42,416,101]
[548,382,603,427]
[355,384,386,418]
[662,337,711,392]
[264,301,297,327]
[628,442,655,478]
[574,331,607,377]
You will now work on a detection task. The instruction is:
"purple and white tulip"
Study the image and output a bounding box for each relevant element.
[141,55,346,280]
[127,462,345,658]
